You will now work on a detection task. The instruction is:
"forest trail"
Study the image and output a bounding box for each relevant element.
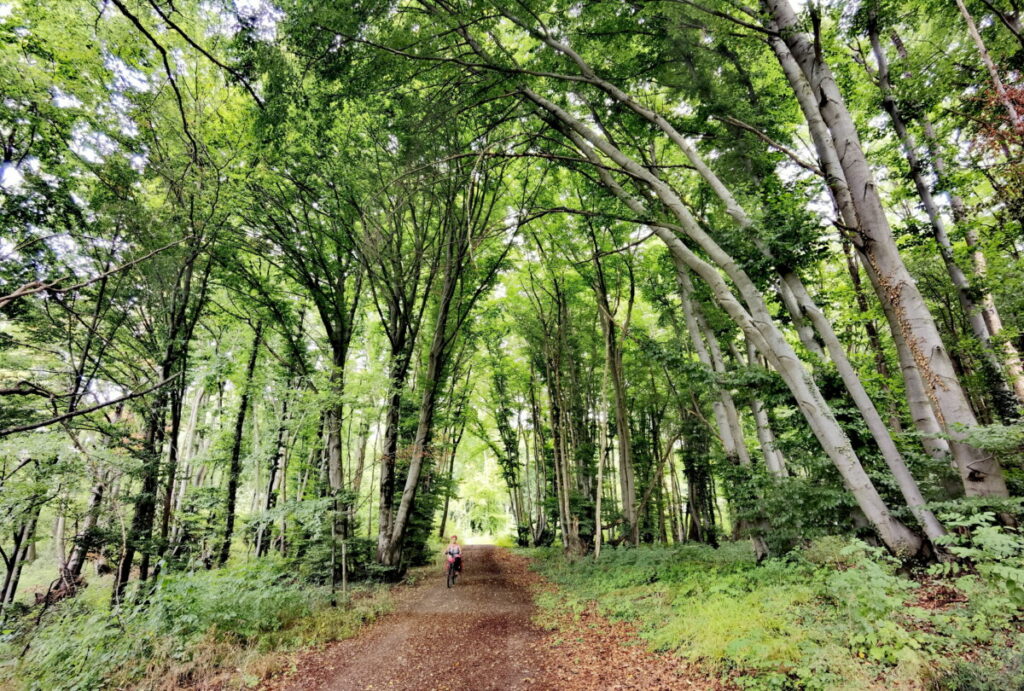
[261,546,713,691]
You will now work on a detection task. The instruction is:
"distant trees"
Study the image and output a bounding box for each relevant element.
[2,0,1024,613]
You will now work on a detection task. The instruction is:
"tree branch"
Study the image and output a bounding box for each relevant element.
[0,374,183,438]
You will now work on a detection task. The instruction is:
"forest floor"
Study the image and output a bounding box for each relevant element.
[256,545,720,691]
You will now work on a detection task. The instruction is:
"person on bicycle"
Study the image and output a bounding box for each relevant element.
[444,535,462,576]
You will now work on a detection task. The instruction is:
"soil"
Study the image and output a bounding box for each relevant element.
[260,545,719,691]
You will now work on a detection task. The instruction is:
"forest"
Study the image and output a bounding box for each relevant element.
[2,0,1024,688]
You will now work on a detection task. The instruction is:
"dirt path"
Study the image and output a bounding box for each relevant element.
[263,546,719,691]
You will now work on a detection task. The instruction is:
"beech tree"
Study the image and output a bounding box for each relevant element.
[4,0,1024,620]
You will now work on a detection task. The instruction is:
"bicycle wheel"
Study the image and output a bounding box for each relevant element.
[447,564,455,588]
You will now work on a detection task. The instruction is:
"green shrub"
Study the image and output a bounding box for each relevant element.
[0,557,392,690]
[929,509,1024,608]
[526,535,1024,690]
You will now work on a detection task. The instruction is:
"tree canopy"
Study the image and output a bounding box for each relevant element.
[3,0,1024,685]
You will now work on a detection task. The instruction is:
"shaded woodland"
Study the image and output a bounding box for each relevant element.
[3,0,1024,686]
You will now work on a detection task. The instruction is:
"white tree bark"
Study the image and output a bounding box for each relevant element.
[678,269,768,559]
[869,23,1019,414]
[765,0,1007,497]
[744,340,788,478]
[533,95,922,555]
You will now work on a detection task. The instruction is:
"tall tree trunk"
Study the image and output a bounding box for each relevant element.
[113,393,167,602]
[594,364,609,559]
[155,377,187,569]
[2,507,40,609]
[868,16,1019,419]
[54,513,67,576]
[955,0,1024,134]
[680,272,768,559]
[667,452,686,543]
[257,397,289,557]
[893,28,1024,405]
[677,270,749,468]
[217,322,262,566]
[67,475,106,578]
[840,239,905,430]
[780,274,947,543]
[437,445,458,540]
[764,0,1008,497]
[381,264,460,567]
[376,346,414,562]
[599,307,637,545]
[536,99,922,555]
[745,340,788,477]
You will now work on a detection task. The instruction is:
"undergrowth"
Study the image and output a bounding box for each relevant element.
[0,556,395,690]
[525,516,1024,690]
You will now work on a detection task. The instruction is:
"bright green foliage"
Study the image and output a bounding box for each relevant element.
[1,557,393,689]
[3,0,1024,686]
[526,532,1024,689]
[929,502,1024,607]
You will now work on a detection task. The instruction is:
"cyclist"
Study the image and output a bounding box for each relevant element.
[443,535,463,579]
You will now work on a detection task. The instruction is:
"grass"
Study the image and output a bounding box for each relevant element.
[0,555,405,690]
[522,538,1024,690]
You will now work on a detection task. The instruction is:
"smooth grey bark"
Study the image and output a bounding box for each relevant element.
[534,98,922,556]
[764,0,1007,497]
[502,9,950,532]
[781,275,946,543]
[679,271,769,559]
[772,31,953,464]
[678,270,748,467]
[381,188,506,565]
[594,365,608,559]
[563,27,930,523]
[868,19,1019,418]
[590,239,639,545]
[744,340,788,477]
[67,475,106,578]
[894,29,1024,405]
[256,398,289,557]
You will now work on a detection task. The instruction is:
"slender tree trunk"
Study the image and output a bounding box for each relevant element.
[840,238,905,429]
[764,0,1007,497]
[257,398,289,557]
[595,363,610,559]
[67,476,105,578]
[895,29,1024,405]
[955,0,1024,134]
[599,308,638,544]
[781,276,947,542]
[677,270,749,467]
[745,340,788,477]
[535,97,922,555]
[868,18,1018,419]
[547,371,572,548]
[217,322,262,566]
[382,264,460,567]
[376,350,413,562]
[54,514,67,574]
[667,452,685,542]
[437,445,458,540]
[2,509,39,608]
[113,395,166,602]
[156,378,186,566]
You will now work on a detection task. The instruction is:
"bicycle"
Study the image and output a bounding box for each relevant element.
[445,555,461,588]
